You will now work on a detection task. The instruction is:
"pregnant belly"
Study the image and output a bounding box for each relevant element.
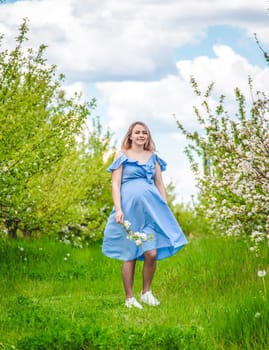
[121,178,158,202]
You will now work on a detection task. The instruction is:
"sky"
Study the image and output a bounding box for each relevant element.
[1,0,269,203]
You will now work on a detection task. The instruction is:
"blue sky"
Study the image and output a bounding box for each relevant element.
[175,25,267,67]
[1,0,269,202]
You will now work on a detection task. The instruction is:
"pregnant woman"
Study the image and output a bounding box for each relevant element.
[102,121,187,309]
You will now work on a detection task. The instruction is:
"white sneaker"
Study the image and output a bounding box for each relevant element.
[140,291,160,306]
[125,297,143,309]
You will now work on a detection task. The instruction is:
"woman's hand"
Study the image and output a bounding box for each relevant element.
[115,209,124,224]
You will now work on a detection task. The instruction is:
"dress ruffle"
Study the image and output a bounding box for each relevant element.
[108,153,167,172]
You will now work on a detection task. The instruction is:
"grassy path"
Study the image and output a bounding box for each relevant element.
[0,235,268,349]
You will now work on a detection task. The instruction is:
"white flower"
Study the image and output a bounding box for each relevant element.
[255,312,261,318]
[251,231,263,237]
[123,220,131,230]
[257,270,267,277]
[140,233,147,241]
[122,220,153,246]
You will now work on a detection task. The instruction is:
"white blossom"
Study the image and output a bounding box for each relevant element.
[122,221,153,246]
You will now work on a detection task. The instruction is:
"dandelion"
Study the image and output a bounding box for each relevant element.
[257,270,267,277]
[257,270,267,299]
[122,220,154,246]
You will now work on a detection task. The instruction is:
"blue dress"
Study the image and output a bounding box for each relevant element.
[102,153,187,261]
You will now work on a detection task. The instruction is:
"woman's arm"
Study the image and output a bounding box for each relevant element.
[154,161,167,202]
[111,156,124,223]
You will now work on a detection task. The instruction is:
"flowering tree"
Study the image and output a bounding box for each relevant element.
[176,76,269,249]
[176,74,269,298]
[0,20,113,241]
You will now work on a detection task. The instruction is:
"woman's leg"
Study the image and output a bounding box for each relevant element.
[142,249,157,293]
[122,260,136,298]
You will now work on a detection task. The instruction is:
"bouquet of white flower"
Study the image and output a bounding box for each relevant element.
[122,220,154,246]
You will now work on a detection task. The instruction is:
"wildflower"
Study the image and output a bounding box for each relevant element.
[123,220,131,230]
[257,270,267,277]
[255,312,261,318]
[63,238,71,245]
[122,220,153,246]
[255,237,264,243]
[135,239,142,246]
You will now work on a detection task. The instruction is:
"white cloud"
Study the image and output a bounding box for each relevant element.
[99,44,269,134]
[63,81,87,99]
[0,0,268,81]
[97,75,196,133]
[177,44,268,96]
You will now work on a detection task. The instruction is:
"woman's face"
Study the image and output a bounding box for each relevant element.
[130,124,149,147]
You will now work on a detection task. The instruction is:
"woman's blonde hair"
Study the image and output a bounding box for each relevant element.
[121,121,156,152]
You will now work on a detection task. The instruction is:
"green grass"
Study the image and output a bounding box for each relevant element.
[0,235,268,349]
